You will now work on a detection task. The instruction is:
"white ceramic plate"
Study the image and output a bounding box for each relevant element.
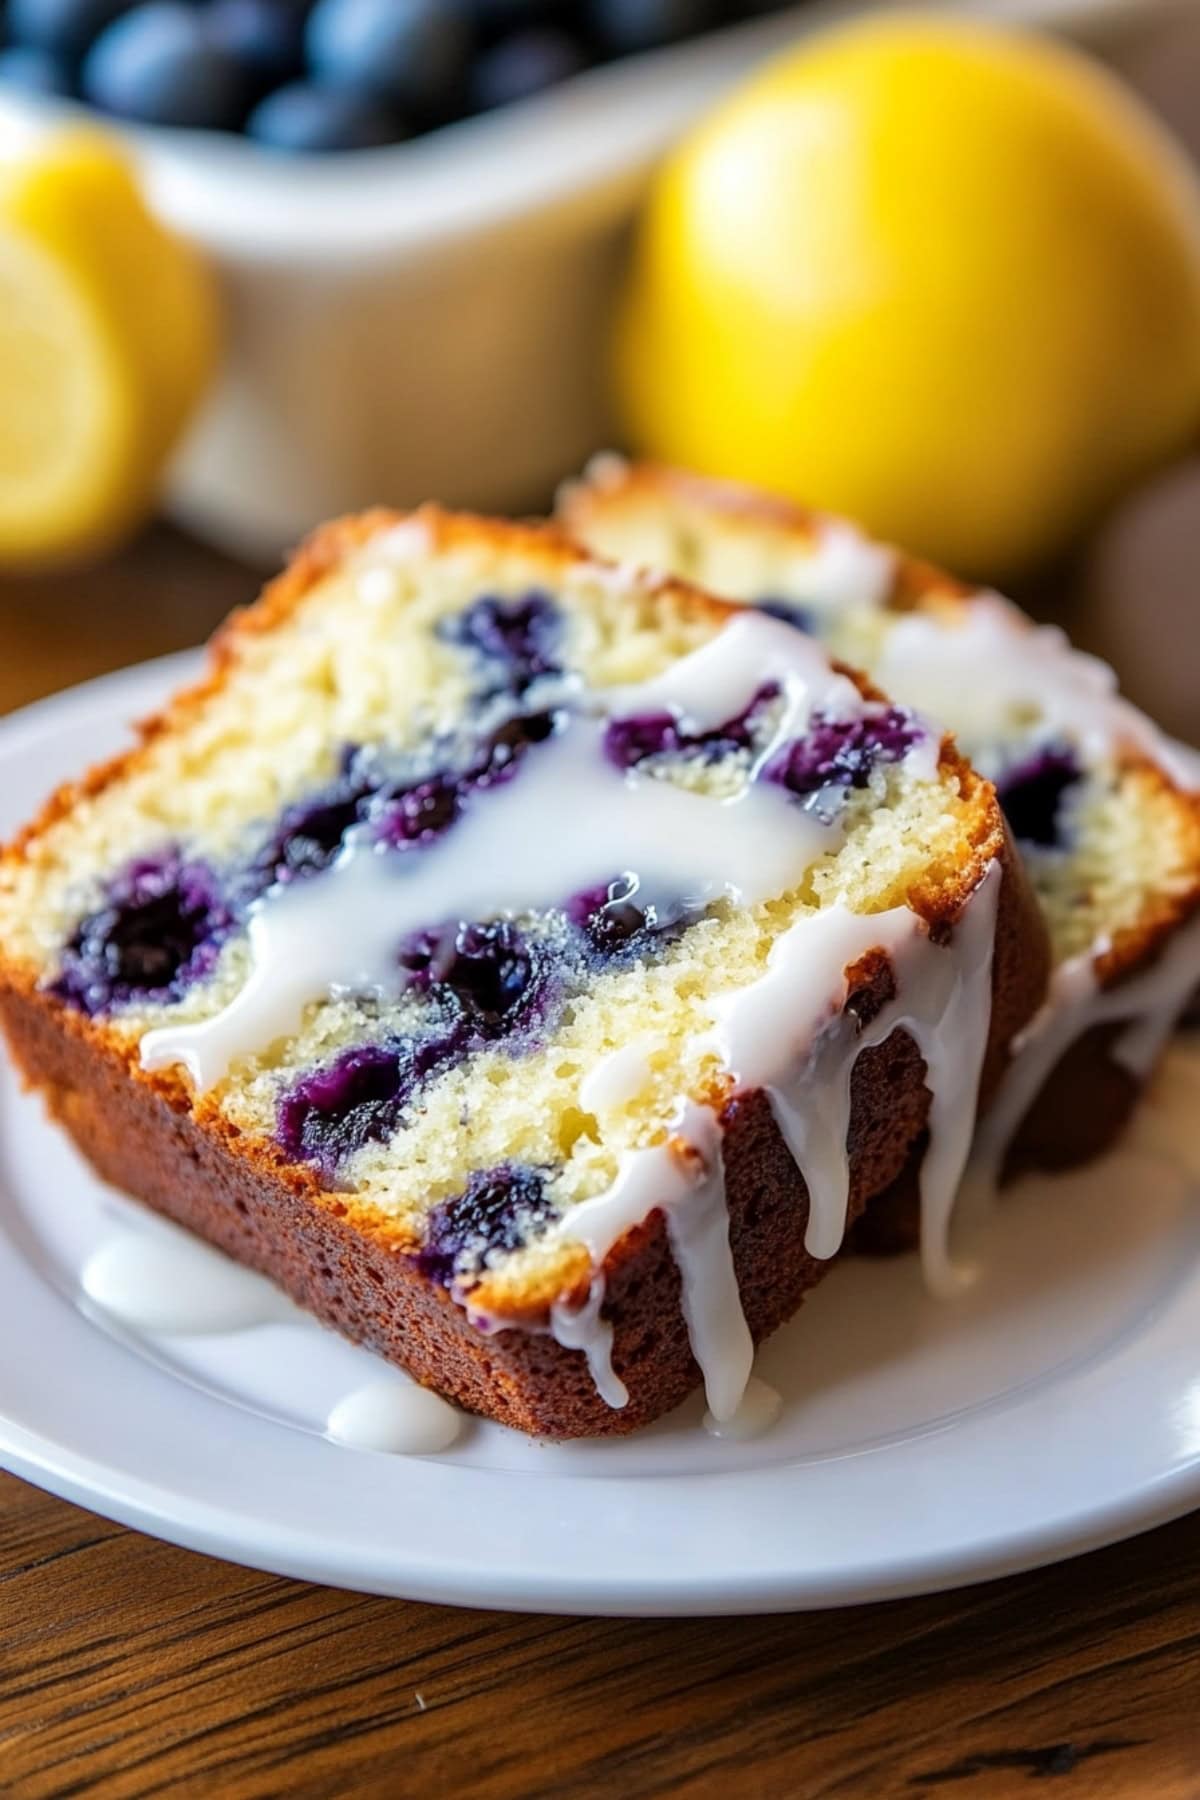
[2,655,1200,1615]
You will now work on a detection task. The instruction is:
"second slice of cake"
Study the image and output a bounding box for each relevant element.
[562,460,1200,1204]
[0,510,1046,1435]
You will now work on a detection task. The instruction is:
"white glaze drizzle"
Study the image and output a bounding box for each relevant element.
[368,517,434,565]
[534,1100,752,1423]
[785,520,896,613]
[707,907,910,1264]
[357,565,401,609]
[971,907,1200,1192]
[516,876,997,1417]
[325,1379,463,1455]
[578,1041,657,1114]
[660,1105,751,1423]
[606,610,861,757]
[81,1226,466,1457]
[703,1375,783,1442]
[707,866,999,1295]
[549,1279,627,1409]
[873,593,1194,787]
[141,614,887,1092]
[355,520,436,605]
[81,1226,290,1334]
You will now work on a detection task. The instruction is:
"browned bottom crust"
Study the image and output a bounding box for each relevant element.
[1,974,937,1438]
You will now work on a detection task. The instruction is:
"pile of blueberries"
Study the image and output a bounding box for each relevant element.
[0,0,796,152]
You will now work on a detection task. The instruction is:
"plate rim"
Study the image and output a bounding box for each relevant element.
[6,1399,1200,1617]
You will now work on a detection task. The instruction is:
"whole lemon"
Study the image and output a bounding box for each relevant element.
[613,16,1200,578]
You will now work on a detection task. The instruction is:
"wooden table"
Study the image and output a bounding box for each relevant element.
[1,527,1198,1799]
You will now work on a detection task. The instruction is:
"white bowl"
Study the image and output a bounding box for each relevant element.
[0,0,1175,561]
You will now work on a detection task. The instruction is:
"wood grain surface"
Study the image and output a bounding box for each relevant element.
[0,524,1197,1799]
[3,1471,1200,1797]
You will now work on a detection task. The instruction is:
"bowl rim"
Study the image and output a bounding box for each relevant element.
[0,0,1177,259]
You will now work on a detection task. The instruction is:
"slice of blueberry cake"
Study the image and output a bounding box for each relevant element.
[560,458,1200,1202]
[0,509,1046,1436]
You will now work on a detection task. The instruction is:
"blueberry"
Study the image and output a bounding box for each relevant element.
[7,0,134,60]
[996,744,1081,849]
[251,773,377,889]
[278,1032,466,1176]
[207,0,309,87]
[248,80,405,150]
[604,682,778,770]
[471,708,560,780]
[53,852,232,1015]
[306,0,474,120]
[82,3,247,129]
[765,707,921,814]
[566,875,649,954]
[237,752,392,897]
[417,1163,556,1285]
[243,705,563,895]
[586,0,723,57]
[265,712,561,864]
[401,918,542,1031]
[470,25,586,109]
[756,597,818,636]
[371,772,462,847]
[375,710,560,842]
[602,709,680,768]
[281,913,558,1161]
[439,591,564,697]
[566,874,693,959]
[0,45,74,92]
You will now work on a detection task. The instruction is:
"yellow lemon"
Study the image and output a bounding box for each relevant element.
[0,131,218,569]
[614,16,1200,578]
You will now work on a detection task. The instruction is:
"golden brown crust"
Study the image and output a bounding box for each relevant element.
[0,507,1050,1434]
[557,459,974,615]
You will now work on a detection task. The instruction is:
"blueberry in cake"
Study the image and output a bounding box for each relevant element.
[560,458,1200,1200]
[0,508,1047,1435]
